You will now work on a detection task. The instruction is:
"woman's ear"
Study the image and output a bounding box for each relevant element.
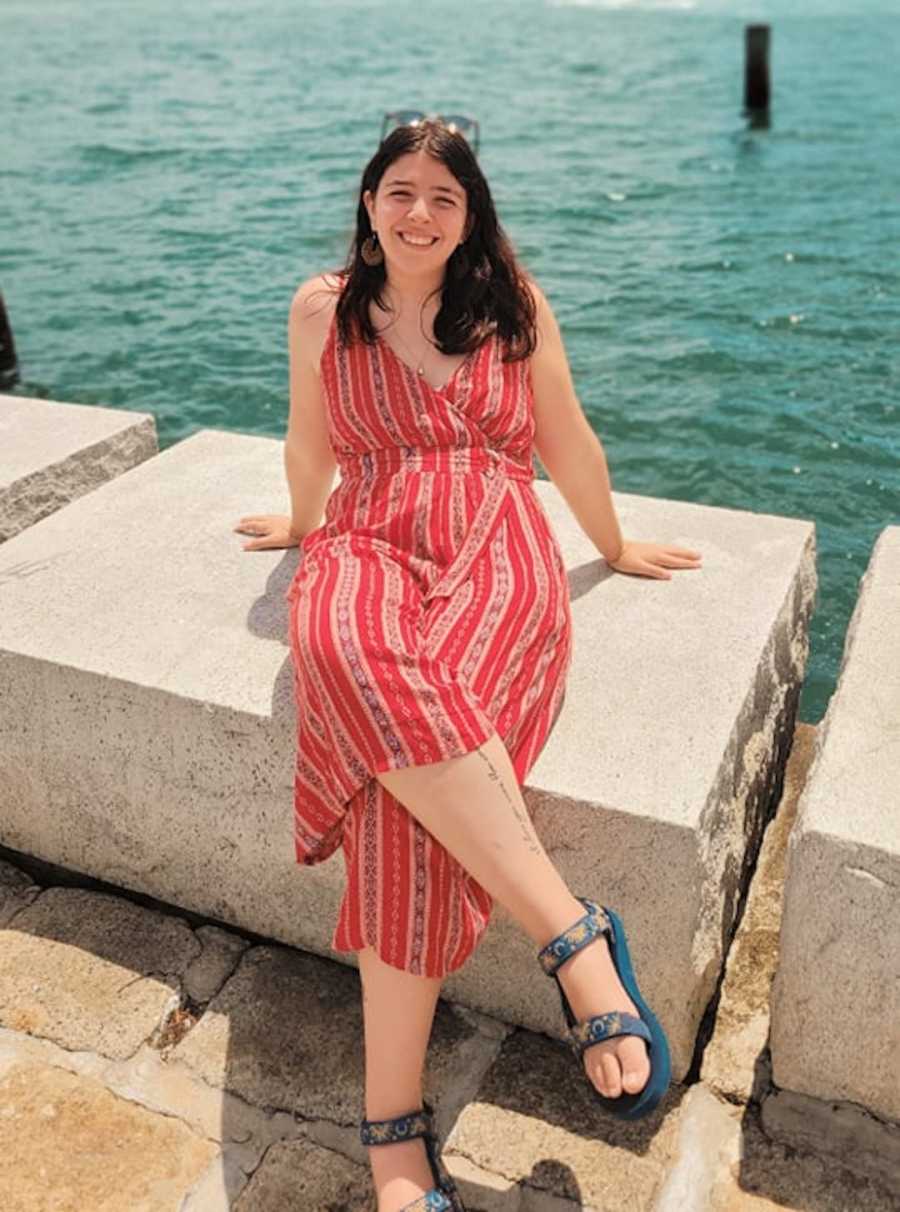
[363,189,374,226]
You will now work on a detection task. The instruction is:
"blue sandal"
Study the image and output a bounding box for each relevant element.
[537,896,672,1120]
[360,1098,466,1211]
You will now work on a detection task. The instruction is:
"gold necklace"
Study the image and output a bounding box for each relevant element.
[379,292,437,376]
[387,322,434,377]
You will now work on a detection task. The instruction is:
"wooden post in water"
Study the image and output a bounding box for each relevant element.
[0,291,19,389]
[744,24,771,112]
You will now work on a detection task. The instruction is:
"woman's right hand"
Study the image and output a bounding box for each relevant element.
[234,514,301,551]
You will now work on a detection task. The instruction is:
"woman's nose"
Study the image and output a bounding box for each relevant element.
[407,196,431,221]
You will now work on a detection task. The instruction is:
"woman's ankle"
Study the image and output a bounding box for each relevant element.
[368,1136,435,1212]
[364,1091,425,1121]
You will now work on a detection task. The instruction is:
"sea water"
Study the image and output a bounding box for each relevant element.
[2,0,898,723]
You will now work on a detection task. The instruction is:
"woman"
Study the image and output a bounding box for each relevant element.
[236,118,701,1212]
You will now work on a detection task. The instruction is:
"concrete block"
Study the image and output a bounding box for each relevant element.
[0,392,157,541]
[0,428,815,1080]
[770,525,900,1124]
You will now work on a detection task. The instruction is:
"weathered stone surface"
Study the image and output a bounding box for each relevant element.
[0,1021,286,1212]
[770,525,900,1124]
[182,923,250,1004]
[233,1137,372,1211]
[761,1088,900,1198]
[170,942,479,1123]
[711,1103,900,1211]
[445,1027,683,1210]
[655,1086,742,1212]
[0,1059,217,1212]
[0,860,897,1210]
[0,857,40,926]
[654,1087,900,1212]
[0,392,157,541]
[0,887,200,1059]
[701,723,817,1105]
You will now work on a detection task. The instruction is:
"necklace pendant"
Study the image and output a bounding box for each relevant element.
[416,364,425,375]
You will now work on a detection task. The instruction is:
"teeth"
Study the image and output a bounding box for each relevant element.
[399,232,437,246]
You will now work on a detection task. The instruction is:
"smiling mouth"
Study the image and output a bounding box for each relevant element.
[397,231,439,247]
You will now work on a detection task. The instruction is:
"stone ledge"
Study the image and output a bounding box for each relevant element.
[0,423,816,1080]
[770,524,900,1124]
[0,391,157,541]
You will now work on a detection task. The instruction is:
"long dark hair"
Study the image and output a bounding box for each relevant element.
[329,120,537,362]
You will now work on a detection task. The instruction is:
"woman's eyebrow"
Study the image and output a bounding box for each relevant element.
[384,178,464,199]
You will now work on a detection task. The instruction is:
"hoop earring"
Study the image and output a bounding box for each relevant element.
[361,232,384,267]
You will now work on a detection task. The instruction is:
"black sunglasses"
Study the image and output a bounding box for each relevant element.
[380,110,480,156]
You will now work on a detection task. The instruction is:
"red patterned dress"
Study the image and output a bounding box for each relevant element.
[284,300,573,977]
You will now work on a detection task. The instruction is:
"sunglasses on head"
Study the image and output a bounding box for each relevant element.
[379,110,481,156]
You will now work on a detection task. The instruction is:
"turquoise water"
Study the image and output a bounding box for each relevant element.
[2,0,898,725]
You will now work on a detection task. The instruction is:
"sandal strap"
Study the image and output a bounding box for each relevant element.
[360,1101,461,1212]
[360,1099,435,1147]
[569,1010,652,1058]
[400,1191,455,1212]
[537,897,612,977]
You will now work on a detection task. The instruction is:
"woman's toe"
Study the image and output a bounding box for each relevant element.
[584,1048,608,1096]
[585,1046,620,1097]
[600,1049,623,1098]
[619,1038,650,1094]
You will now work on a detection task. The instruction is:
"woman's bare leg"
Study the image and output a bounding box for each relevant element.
[358,944,443,1212]
[376,730,651,1100]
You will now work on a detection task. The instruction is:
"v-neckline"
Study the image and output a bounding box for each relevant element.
[376,331,487,396]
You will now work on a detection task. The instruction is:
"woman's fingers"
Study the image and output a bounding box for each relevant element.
[647,546,701,568]
[235,514,298,551]
[611,541,702,580]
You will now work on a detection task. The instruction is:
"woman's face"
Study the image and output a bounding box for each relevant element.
[363,149,470,271]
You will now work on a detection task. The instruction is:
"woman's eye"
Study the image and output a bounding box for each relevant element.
[388,191,453,205]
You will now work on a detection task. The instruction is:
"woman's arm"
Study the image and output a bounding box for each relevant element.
[529,281,625,565]
[285,277,338,540]
[527,280,703,580]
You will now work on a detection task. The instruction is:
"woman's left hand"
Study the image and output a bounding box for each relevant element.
[608,540,703,580]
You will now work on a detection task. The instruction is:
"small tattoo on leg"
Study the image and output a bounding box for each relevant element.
[476,748,543,855]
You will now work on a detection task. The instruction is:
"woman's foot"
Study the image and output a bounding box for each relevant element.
[367,1134,437,1212]
[555,926,651,1099]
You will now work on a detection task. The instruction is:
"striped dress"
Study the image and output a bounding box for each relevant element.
[284,300,573,978]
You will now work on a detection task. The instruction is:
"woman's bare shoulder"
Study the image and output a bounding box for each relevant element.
[519,271,553,356]
[291,270,345,323]
[290,271,346,365]
[521,270,549,313]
